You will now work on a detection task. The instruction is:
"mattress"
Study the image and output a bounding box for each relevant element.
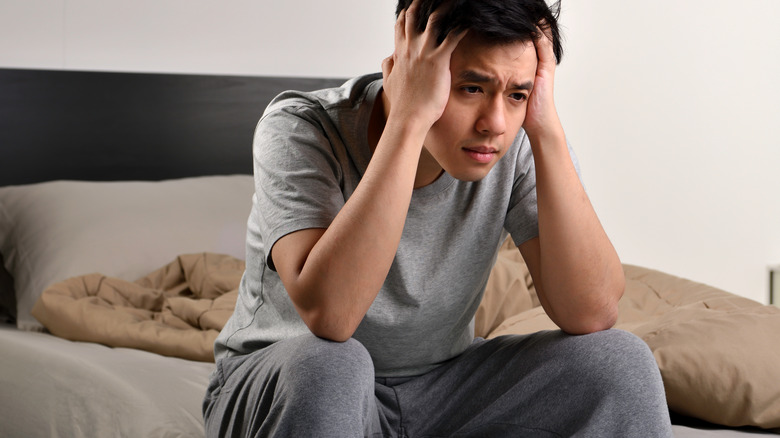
[673,425,779,438]
[0,323,214,437]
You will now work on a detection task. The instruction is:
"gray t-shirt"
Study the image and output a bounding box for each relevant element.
[214,73,561,377]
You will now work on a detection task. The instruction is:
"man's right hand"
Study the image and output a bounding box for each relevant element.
[381,0,467,131]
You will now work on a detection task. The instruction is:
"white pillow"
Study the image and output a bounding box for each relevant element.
[0,176,254,331]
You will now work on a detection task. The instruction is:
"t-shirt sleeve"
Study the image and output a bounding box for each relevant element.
[503,132,583,248]
[504,133,539,247]
[253,104,346,270]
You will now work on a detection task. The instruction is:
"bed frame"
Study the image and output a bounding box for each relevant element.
[0,68,345,186]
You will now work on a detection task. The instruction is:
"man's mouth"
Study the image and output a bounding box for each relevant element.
[462,146,498,164]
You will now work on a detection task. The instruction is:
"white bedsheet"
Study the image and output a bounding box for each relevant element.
[0,323,214,438]
[1,323,777,437]
[673,426,779,437]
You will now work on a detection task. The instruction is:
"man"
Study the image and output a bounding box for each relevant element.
[203,0,673,436]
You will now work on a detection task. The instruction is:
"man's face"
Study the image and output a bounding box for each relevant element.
[421,34,538,183]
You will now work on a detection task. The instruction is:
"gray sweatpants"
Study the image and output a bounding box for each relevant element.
[203,329,673,437]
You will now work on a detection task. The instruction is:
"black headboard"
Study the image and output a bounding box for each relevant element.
[0,68,345,186]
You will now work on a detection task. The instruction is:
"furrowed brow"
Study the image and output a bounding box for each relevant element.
[458,70,493,84]
[458,70,533,91]
[512,81,534,91]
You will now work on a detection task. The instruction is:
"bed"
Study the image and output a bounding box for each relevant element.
[1,67,779,437]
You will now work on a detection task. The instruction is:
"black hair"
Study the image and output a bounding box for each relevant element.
[395,0,563,64]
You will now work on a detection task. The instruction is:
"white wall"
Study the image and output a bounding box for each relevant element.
[554,1,780,305]
[0,0,397,77]
[2,0,778,303]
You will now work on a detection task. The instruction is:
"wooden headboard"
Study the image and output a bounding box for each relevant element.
[0,68,345,186]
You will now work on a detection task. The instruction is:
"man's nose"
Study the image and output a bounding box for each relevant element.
[475,97,506,136]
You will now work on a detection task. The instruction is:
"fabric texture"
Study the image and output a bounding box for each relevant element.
[32,253,243,362]
[0,175,254,331]
[204,331,673,437]
[215,73,575,377]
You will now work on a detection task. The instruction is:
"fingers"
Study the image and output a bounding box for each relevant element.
[396,0,465,54]
[534,25,556,68]
[438,27,468,54]
[382,0,465,127]
[404,0,420,38]
[394,7,406,49]
[420,7,443,49]
[421,3,467,53]
[381,55,394,81]
[395,1,420,47]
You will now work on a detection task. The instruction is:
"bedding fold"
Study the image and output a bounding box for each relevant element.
[31,253,242,362]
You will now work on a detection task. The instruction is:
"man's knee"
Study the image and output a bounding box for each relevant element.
[564,329,666,409]
[271,335,377,435]
[207,335,377,437]
[554,330,671,435]
[578,330,658,382]
[282,335,375,388]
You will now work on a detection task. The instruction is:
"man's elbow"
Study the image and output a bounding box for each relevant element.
[308,326,354,343]
[560,304,619,335]
[298,307,361,343]
[559,280,623,335]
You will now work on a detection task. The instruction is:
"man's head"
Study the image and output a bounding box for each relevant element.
[383,0,565,185]
[395,0,563,64]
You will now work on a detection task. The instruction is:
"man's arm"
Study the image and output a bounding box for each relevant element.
[271,4,467,342]
[518,28,624,335]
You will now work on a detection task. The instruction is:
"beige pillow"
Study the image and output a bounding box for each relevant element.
[488,264,780,430]
[623,265,780,429]
[0,176,254,331]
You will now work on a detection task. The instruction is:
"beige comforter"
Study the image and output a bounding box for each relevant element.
[31,244,780,429]
[32,253,242,362]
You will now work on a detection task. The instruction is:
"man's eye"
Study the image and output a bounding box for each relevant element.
[510,93,528,101]
[463,86,481,94]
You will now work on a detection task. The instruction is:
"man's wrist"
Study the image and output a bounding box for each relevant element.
[526,124,566,152]
[383,112,432,148]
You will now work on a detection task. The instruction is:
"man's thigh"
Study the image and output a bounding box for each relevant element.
[382,329,671,437]
[204,334,380,438]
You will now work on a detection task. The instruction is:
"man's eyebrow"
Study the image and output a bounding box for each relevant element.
[458,70,533,91]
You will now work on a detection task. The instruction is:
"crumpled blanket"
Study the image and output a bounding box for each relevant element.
[31,253,242,362]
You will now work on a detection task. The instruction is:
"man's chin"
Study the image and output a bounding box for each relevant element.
[449,167,493,183]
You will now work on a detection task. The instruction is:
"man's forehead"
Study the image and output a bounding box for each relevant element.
[450,38,537,86]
